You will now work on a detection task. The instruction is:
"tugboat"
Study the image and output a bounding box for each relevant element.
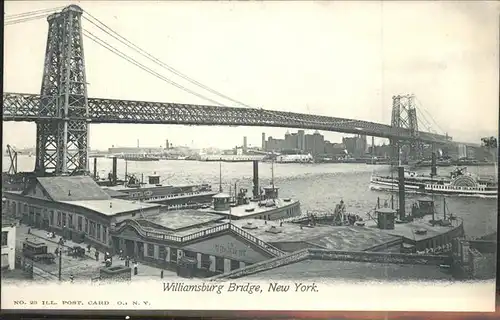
[370,153,497,198]
[199,160,302,221]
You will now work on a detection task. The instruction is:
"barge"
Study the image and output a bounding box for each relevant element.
[103,173,217,207]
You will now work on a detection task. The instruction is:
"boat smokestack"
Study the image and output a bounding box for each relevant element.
[398,166,405,220]
[252,160,259,198]
[93,157,97,179]
[112,156,117,185]
[431,152,437,177]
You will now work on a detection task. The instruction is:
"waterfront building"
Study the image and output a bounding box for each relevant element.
[3,176,163,252]
[1,219,16,271]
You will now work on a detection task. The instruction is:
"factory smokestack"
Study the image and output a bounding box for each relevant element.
[93,157,97,179]
[112,157,117,185]
[252,160,259,199]
[398,166,405,220]
[431,152,437,177]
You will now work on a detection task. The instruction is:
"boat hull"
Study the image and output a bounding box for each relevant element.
[370,179,497,198]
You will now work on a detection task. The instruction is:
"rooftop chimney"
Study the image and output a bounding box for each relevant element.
[252,160,259,199]
[398,166,405,220]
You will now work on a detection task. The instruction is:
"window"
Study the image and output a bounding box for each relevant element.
[147,244,154,257]
[68,214,73,228]
[215,256,224,272]
[85,218,89,233]
[1,231,8,246]
[78,217,82,231]
[89,221,96,238]
[159,246,166,260]
[57,212,62,227]
[96,224,101,241]
[102,226,107,244]
[62,213,67,228]
[49,211,54,226]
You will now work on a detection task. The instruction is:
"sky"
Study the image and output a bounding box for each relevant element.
[3,1,499,150]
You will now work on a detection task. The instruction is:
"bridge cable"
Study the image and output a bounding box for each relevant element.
[80,11,356,127]
[82,29,226,106]
[416,106,444,136]
[81,12,328,127]
[414,96,447,135]
[4,6,65,20]
[81,11,256,109]
[4,13,52,25]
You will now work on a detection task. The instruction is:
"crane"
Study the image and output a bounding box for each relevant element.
[6,144,18,175]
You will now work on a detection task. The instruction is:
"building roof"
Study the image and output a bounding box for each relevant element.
[141,209,225,231]
[230,219,400,251]
[200,198,299,218]
[59,199,161,216]
[242,259,453,281]
[365,215,463,242]
[36,176,111,201]
[213,193,230,199]
[102,188,129,198]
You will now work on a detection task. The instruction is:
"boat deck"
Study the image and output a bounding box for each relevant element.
[364,215,462,242]
[199,198,299,218]
[108,183,205,191]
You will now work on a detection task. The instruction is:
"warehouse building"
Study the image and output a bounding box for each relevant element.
[3,176,162,252]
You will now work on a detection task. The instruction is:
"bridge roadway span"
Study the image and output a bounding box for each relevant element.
[3,92,450,143]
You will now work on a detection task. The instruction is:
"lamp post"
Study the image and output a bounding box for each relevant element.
[58,237,64,281]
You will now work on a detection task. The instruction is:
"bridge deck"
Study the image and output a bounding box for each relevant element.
[3,92,451,143]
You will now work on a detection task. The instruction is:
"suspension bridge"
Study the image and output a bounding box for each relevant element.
[3,5,469,176]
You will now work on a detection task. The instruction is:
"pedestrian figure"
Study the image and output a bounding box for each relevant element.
[28,228,31,234]
[95,251,99,261]
[161,270,164,279]
[134,265,138,276]
[69,274,74,283]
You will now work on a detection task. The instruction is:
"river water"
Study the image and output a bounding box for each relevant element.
[4,155,498,238]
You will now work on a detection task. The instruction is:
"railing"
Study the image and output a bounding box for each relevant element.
[211,249,310,280]
[143,190,216,203]
[181,223,230,242]
[112,219,285,257]
[229,224,286,257]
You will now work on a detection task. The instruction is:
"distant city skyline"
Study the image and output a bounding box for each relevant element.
[3,1,498,151]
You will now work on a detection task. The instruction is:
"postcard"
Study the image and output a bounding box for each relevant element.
[2,0,497,315]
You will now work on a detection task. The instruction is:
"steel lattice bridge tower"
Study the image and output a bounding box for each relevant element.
[36,5,89,176]
[4,5,465,177]
[390,94,423,163]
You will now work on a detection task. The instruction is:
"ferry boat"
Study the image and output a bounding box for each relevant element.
[264,153,314,164]
[370,166,497,198]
